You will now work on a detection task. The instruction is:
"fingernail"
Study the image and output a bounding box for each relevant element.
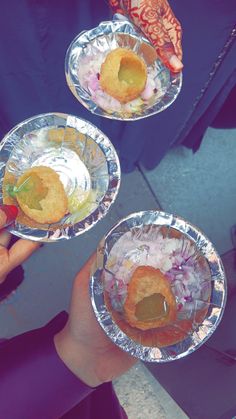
[0,205,18,227]
[169,55,183,71]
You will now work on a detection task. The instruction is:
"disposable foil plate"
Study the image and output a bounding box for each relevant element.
[0,113,120,242]
[90,210,226,362]
[65,20,182,121]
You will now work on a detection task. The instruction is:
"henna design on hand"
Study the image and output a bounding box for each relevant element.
[109,0,183,72]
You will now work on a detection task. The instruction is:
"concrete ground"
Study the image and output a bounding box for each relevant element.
[0,126,235,418]
[140,126,236,255]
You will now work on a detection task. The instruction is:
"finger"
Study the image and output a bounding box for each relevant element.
[138,17,182,72]
[0,230,11,247]
[71,251,99,319]
[74,252,97,287]
[128,1,183,72]
[0,205,18,230]
[8,239,40,272]
[0,246,10,283]
[161,0,183,61]
[109,0,125,14]
[151,21,182,72]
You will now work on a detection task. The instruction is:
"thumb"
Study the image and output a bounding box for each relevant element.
[73,252,96,293]
[127,0,183,73]
[8,239,40,273]
[139,18,183,72]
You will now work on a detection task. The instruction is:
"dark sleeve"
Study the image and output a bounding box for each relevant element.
[0,312,95,419]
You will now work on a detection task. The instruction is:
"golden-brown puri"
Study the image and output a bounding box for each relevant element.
[15,166,68,224]
[116,34,157,66]
[100,48,147,103]
[124,266,177,330]
[104,289,208,348]
[47,127,86,144]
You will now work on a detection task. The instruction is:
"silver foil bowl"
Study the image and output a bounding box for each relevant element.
[90,210,227,362]
[65,19,182,121]
[0,113,120,242]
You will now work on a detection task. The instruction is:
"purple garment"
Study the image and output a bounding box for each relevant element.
[0,312,127,419]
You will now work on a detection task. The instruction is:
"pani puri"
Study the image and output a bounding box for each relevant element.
[15,166,68,224]
[100,48,147,103]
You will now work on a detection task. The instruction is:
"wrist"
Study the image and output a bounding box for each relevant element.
[54,325,103,388]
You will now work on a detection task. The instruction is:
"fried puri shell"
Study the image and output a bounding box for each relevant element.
[16,166,68,224]
[100,48,147,103]
[124,266,177,330]
[105,289,208,348]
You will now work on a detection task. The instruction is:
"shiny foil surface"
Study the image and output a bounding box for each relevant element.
[90,210,226,362]
[65,20,182,121]
[0,113,120,242]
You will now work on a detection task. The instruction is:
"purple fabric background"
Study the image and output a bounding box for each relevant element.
[0,312,126,419]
